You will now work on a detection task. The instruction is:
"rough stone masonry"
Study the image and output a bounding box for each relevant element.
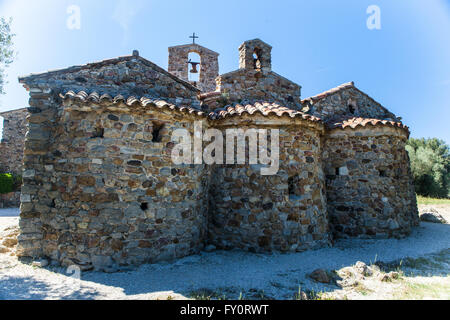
[14,38,418,271]
[0,108,28,174]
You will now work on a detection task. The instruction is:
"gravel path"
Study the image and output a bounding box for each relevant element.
[1,208,449,300]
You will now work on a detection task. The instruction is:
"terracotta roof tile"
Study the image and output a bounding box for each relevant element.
[60,91,206,116]
[209,102,322,122]
[60,92,407,132]
[326,116,409,132]
[198,91,222,100]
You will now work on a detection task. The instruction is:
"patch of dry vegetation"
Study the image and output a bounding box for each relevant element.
[0,225,18,255]
[315,250,450,300]
[417,196,450,206]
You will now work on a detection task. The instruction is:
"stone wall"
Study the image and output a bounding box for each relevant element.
[168,44,219,93]
[15,40,421,271]
[323,126,419,239]
[303,85,398,121]
[238,39,272,73]
[0,192,21,208]
[215,39,302,111]
[18,88,58,259]
[216,69,302,111]
[209,115,330,252]
[20,97,210,270]
[0,108,28,174]
[16,55,203,268]
[19,54,200,104]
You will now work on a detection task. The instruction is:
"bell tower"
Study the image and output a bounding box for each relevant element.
[239,39,272,73]
[168,34,219,93]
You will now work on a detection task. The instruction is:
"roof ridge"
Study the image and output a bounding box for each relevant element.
[0,107,28,115]
[19,54,199,93]
[168,43,220,56]
[302,82,355,102]
[19,54,136,80]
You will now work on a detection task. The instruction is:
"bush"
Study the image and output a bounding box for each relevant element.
[406,138,450,198]
[0,173,22,194]
[0,173,13,194]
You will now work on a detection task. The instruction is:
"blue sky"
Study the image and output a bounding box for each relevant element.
[0,0,449,142]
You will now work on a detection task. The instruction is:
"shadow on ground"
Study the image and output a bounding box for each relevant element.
[0,208,20,218]
[1,222,449,300]
[61,223,450,299]
[0,275,102,300]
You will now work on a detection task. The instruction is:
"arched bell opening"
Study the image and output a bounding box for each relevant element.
[188,51,201,83]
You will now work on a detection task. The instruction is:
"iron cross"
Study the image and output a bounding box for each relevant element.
[189,32,199,44]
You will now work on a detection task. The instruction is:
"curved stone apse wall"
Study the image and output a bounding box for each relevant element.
[323,126,419,239]
[19,98,210,270]
[209,115,330,253]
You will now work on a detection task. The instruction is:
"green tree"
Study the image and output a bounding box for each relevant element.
[0,173,13,194]
[406,138,450,198]
[0,17,15,94]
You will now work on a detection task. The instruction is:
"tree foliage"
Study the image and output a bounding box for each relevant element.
[0,17,15,94]
[406,138,450,198]
[0,173,13,194]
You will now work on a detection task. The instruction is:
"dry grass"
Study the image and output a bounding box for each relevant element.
[417,195,450,206]
[323,250,450,300]
[393,276,450,300]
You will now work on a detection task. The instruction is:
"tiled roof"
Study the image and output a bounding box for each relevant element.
[60,91,206,116]
[209,102,322,122]
[326,116,409,132]
[60,92,407,132]
[302,82,355,103]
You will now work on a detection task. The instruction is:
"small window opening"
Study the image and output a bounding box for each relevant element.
[253,48,262,69]
[92,127,104,139]
[288,175,299,195]
[50,199,56,208]
[379,170,387,177]
[152,122,165,143]
[140,202,149,211]
[349,104,356,114]
[335,168,340,176]
[75,76,87,83]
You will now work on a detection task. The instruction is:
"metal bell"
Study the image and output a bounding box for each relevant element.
[190,62,199,74]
